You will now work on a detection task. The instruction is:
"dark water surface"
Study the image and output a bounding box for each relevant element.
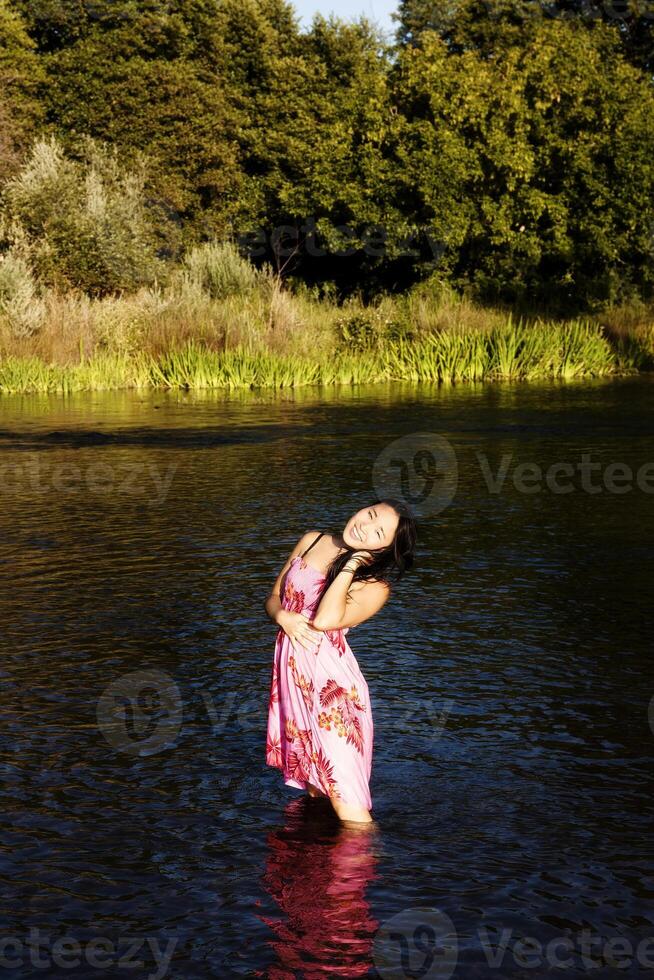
[1,376,653,979]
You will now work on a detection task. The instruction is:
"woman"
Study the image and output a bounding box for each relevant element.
[264,498,417,825]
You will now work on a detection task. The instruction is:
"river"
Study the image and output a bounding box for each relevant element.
[1,375,653,978]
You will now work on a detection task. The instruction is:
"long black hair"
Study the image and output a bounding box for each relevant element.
[318,497,418,600]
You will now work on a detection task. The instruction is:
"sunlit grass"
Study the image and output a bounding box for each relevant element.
[0,352,152,393]
[0,319,632,393]
[378,316,619,386]
[147,343,323,389]
[0,273,651,393]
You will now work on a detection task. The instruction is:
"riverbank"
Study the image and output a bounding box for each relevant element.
[1,318,653,393]
[1,261,653,393]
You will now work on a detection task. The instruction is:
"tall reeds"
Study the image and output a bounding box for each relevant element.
[0,316,640,393]
[0,241,652,393]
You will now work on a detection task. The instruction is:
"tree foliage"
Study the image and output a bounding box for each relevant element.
[0,0,652,311]
[0,135,166,294]
[0,0,45,182]
[390,20,654,308]
[393,0,654,73]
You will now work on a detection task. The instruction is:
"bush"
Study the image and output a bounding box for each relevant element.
[336,295,415,351]
[0,250,45,337]
[178,241,264,300]
[0,134,164,296]
[335,305,414,351]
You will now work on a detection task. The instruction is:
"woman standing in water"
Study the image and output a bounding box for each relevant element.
[264,498,417,825]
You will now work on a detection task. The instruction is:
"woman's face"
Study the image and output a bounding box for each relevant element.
[343,503,399,551]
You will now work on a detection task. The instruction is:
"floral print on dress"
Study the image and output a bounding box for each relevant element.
[265,549,374,810]
[288,654,314,710]
[324,628,347,657]
[268,664,279,713]
[283,717,342,801]
[283,577,306,614]
[313,744,340,800]
[266,730,282,768]
[317,679,367,756]
[284,717,315,782]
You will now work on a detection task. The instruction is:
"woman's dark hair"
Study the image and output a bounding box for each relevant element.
[318,497,417,599]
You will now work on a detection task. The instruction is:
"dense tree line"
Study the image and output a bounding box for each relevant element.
[1,0,653,313]
[395,0,654,72]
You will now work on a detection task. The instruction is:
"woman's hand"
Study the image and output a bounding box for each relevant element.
[345,549,375,572]
[277,609,324,655]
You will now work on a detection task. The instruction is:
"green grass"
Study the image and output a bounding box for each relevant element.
[0,352,152,393]
[0,317,646,394]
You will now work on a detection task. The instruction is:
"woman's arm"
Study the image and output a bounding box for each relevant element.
[263,529,322,626]
[264,592,285,626]
[311,560,390,631]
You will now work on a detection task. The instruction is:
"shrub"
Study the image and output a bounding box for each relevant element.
[335,305,414,351]
[0,134,164,296]
[0,250,45,337]
[178,240,263,300]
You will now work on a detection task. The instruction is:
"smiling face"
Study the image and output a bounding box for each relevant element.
[343,503,400,551]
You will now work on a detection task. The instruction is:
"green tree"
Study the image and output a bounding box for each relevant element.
[391,20,654,311]
[20,1,246,246]
[221,10,424,296]
[393,0,654,72]
[0,0,45,183]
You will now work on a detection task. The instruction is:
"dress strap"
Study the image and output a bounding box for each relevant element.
[300,532,323,558]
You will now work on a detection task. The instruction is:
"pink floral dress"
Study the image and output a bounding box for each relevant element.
[265,539,374,811]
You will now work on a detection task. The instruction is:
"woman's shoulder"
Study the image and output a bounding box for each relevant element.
[300,529,323,546]
[349,572,392,597]
[292,529,323,554]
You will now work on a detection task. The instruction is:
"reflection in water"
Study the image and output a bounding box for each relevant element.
[256,797,380,979]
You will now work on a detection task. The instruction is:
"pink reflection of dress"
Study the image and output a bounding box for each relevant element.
[265,533,374,810]
[255,797,380,977]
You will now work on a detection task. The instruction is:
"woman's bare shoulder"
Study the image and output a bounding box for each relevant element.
[291,529,322,554]
[349,575,391,596]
